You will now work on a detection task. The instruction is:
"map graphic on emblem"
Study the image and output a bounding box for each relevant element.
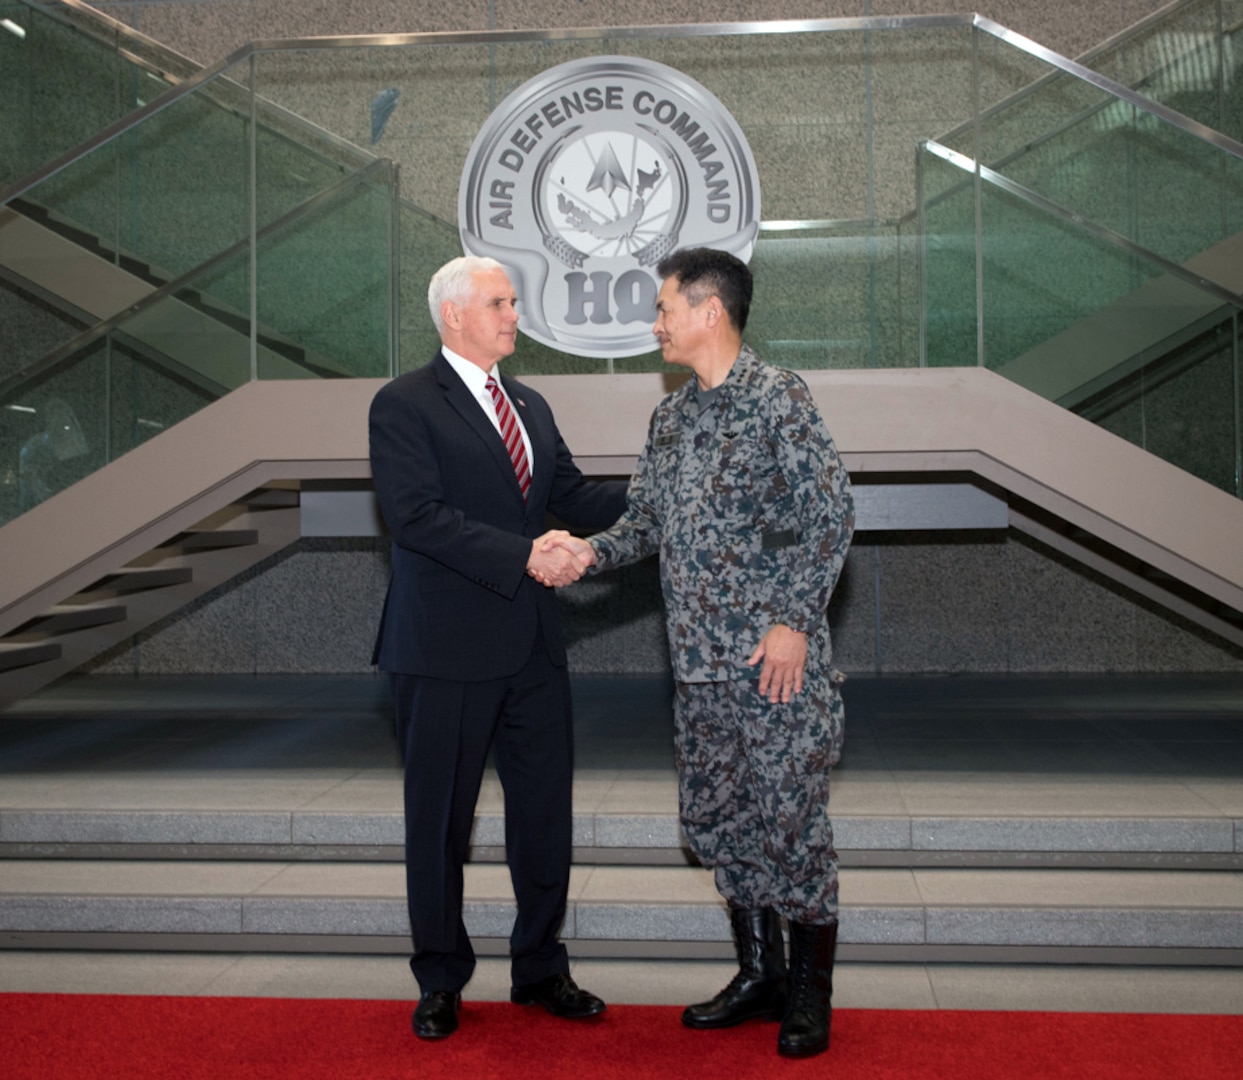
[459,57,761,358]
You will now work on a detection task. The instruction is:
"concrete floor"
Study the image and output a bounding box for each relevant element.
[3,952,1243,1014]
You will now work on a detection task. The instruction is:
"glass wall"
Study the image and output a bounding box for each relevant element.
[2,8,397,522]
[0,0,191,187]
[3,5,1240,519]
[1086,0,1243,144]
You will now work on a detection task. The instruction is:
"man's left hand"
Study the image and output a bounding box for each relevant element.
[747,625,807,704]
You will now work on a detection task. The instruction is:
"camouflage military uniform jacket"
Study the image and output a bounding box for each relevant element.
[591,345,854,682]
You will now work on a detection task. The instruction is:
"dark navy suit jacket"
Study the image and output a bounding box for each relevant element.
[369,352,626,682]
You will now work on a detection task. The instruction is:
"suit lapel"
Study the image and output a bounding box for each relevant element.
[435,353,530,508]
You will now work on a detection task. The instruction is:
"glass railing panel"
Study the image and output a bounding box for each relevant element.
[891,213,924,368]
[14,54,373,288]
[1127,108,1243,262]
[0,0,177,187]
[254,95,374,231]
[919,144,978,367]
[0,183,263,399]
[954,66,1107,169]
[1082,314,1241,497]
[1,81,253,376]
[117,246,254,395]
[0,326,215,527]
[926,138,1243,499]
[251,26,978,374]
[251,42,560,231]
[746,220,915,370]
[19,65,252,283]
[0,274,90,385]
[873,25,982,218]
[937,24,1054,162]
[114,83,252,280]
[0,241,257,525]
[944,2,1242,153]
[997,95,1241,271]
[104,324,222,456]
[973,28,1243,276]
[254,163,394,380]
[397,200,456,376]
[976,173,1164,373]
[0,337,109,526]
[1085,0,1234,140]
[5,53,393,379]
[1226,1,1243,144]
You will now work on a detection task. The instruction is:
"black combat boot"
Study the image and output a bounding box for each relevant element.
[682,907,787,1029]
[777,919,837,1057]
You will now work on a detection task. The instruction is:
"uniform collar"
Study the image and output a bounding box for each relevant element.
[674,344,760,419]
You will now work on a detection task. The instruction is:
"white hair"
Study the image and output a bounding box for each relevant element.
[427,256,507,335]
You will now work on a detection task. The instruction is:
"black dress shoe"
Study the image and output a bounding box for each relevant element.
[510,973,606,1019]
[412,991,461,1039]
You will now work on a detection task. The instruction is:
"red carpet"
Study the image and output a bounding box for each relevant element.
[4,994,1241,1079]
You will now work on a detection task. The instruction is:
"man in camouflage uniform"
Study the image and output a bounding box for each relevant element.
[546,247,853,1058]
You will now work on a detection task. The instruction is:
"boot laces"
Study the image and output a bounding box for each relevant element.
[787,933,818,1005]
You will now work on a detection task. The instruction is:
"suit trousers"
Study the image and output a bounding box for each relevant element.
[390,629,574,994]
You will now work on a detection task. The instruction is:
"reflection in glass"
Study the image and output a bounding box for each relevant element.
[18,396,88,510]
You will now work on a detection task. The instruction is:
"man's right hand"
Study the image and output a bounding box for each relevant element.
[543,533,597,570]
[527,530,592,587]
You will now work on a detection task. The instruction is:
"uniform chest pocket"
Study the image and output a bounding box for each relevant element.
[716,434,780,482]
[650,431,684,477]
[708,435,786,524]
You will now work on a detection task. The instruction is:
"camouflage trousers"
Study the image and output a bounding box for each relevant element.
[673,672,843,924]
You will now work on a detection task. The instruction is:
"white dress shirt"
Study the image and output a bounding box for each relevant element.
[442,348,534,481]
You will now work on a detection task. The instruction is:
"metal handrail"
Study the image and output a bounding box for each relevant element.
[973,15,1243,159]
[939,0,1221,146]
[21,0,203,83]
[922,138,1243,311]
[6,10,1243,211]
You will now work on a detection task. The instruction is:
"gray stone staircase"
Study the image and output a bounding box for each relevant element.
[0,486,302,707]
[1,674,1241,968]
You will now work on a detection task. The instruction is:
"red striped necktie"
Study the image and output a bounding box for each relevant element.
[486,375,531,502]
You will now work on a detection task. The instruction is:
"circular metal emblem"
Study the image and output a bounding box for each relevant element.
[459,56,761,358]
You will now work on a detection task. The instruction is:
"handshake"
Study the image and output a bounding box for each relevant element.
[526,530,597,588]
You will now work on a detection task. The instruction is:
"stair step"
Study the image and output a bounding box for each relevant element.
[244,488,301,509]
[3,677,1237,965]
[162,529,260,552]
[1,807,1237,869]
[8,603,128,639]
[82,566,194,594]
[1,860,1240,961]
[0,641,62,673]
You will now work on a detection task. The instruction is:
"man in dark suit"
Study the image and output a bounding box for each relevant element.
[369,255,627,1041]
